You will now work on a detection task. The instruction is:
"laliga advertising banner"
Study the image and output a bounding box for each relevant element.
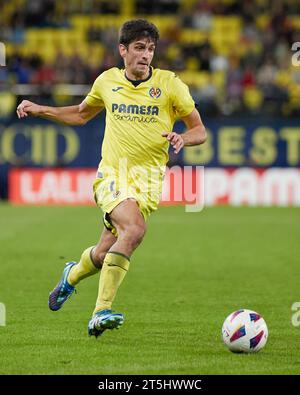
[2,115,300,205]
[8,167,300,207]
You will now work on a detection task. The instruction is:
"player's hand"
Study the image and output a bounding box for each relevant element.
[162,132,184,154]
[16,100,42,119]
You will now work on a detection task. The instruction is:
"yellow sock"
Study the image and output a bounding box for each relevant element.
[68,246,99,286]
[93,252,130,315]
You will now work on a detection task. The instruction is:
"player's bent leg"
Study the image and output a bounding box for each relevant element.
[95,199,146,312]
[49,228,117,312]
[88,199,146,337]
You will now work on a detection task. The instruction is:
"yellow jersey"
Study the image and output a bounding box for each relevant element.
[85,67,195,173]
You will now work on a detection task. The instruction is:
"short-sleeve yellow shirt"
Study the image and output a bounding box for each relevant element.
[85,67,195,173]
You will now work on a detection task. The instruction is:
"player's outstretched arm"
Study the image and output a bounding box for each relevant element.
[16,99,103,126]
[162,108,206,154]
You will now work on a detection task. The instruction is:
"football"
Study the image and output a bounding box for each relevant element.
[222,309,268,353]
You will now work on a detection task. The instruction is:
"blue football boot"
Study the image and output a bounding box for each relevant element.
[88,309,124,338]
[48,262,76,311]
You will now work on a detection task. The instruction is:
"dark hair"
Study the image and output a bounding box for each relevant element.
[119,19,160,47]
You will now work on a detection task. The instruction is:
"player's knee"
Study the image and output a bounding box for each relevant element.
[123,222,146,248]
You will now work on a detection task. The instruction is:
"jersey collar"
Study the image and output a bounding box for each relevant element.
[124,66,153,87]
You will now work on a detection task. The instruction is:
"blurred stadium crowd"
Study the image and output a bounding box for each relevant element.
[0,0,300,117]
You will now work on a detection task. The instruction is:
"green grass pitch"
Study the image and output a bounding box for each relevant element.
[0,203,300,374]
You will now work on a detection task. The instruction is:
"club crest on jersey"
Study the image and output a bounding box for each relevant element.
[149,87,161,99]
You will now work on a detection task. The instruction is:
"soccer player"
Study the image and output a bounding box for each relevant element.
[16,19,206,338]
